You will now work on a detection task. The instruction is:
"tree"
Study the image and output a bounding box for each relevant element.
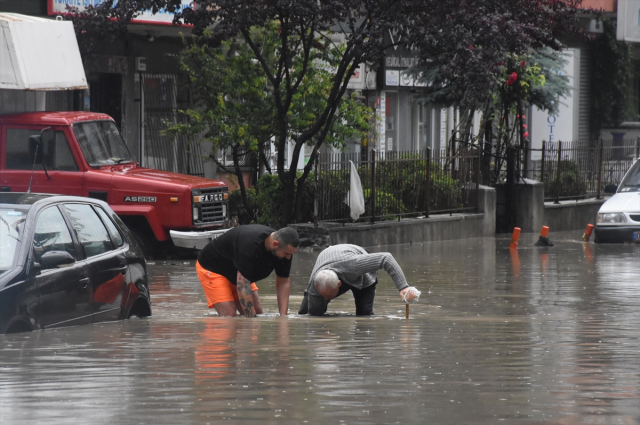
[404,1,591,184]
[168,25,373,224]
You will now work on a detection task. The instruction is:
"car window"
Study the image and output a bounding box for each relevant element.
[619,161,640,192]
[95,207,124,247]
[5,129,78,171]
[0,208,27,272]
[63,204,114,258]
[33,206,76,262]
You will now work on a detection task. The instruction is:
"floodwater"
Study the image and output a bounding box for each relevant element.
[2,233,640,424]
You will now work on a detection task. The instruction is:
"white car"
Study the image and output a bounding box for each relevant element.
[595,159,640,243]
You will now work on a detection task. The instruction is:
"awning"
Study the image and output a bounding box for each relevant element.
[0,13,87,91]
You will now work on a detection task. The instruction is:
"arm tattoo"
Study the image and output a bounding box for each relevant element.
[237,271,256,318]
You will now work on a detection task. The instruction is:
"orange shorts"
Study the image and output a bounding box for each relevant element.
[196,261,258,308]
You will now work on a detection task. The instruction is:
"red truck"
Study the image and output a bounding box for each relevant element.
[0,111,229,256]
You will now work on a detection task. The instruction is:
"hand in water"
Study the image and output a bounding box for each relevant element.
[399,287,421,304]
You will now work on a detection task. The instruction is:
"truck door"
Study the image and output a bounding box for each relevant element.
[62,203,128,322]
[1,126,83,195]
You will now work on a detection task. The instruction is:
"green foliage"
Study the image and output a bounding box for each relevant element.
[251,173,316,228]
[544,159,587,199]
[363,189,407,218]
[228,187,257,224]
[592,19,636,137]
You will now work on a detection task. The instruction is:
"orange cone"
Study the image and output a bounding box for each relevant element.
[582,224,594,242]
[535,226,554,247]
[510,227,521,250]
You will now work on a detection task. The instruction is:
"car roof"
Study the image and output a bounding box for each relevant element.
[0,193,109,209]
[0,192,55,205]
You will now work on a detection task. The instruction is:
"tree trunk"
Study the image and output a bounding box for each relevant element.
[232,145,252,224]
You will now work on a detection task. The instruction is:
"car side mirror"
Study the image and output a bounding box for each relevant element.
[40,251,75,270]
[604,184,618,195]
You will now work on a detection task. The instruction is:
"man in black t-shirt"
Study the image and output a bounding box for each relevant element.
[196,225,299,317]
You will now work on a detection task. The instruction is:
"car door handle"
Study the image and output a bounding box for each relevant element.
[79,277,90,289]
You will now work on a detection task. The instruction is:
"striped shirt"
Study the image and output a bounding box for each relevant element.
[304,244,409,315]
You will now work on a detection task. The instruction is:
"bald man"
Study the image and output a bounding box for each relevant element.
[298,244,420,316]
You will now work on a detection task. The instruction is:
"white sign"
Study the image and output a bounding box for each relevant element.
[531,49,575,160]
[378,92,386,151]
[400,71,413,86]
[385,70,399,86]
[617,0,640,42]
[48,0,193,25]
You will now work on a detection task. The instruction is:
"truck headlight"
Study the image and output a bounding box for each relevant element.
[598,213,626,223]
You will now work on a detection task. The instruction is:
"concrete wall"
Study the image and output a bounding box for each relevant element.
[544,198,605,232]
[291,185,496,249]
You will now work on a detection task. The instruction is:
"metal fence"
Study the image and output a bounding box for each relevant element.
[141,73,206,177]
[314,148,481,223]
[528,138,640,202]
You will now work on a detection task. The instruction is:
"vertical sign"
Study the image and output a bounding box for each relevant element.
[530,49,575,160]
[378,92,386,151]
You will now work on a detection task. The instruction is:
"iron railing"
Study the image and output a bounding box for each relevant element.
[314,148,481,223]
[141,73,206,177]
[527,138,640,202]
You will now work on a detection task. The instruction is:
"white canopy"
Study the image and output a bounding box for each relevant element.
[0,13,87,91]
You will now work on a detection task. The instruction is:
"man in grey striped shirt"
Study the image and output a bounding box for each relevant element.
[298,244,420,316]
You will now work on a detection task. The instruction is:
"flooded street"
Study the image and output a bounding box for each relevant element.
[2,233,640,424]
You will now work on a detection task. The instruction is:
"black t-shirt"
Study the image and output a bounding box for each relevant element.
[197,224,292,285]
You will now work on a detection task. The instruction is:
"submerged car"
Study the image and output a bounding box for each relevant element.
[0,193,151,334]
[594,159,640,243]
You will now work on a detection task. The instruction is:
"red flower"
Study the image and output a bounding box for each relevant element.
[521,60,526,67]
[522,115,526,119]
[498,62,504,66]
[469,45,474,50]
[506,72,518,86]
[522,124,527,128]
[523,132,529,138]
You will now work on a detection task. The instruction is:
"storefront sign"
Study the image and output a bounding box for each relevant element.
[48,0,194,25]
[530,49,576,160]
[400,72,413,87]
[385,70,399,86]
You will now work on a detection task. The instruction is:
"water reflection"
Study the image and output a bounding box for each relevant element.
[1,234,639,424]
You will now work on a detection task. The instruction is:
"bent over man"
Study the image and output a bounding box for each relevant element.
[196,225,299,317]
[298,244,420,316]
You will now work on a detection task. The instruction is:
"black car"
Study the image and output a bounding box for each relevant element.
[0,193,151,334]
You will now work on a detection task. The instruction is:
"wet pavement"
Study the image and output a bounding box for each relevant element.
[2,232,640,424]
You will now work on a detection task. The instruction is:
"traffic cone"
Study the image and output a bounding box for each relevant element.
[534,226,554,247]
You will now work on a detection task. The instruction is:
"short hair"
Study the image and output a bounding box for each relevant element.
[314,269,339,292]
[274,227,299,248]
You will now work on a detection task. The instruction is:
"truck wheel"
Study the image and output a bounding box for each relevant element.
[120,216,171,260]
[120,216,195,260]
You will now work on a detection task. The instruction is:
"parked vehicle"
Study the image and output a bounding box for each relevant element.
[0,112,229,256]
[0,193,151,334]
[594,159,640,243]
